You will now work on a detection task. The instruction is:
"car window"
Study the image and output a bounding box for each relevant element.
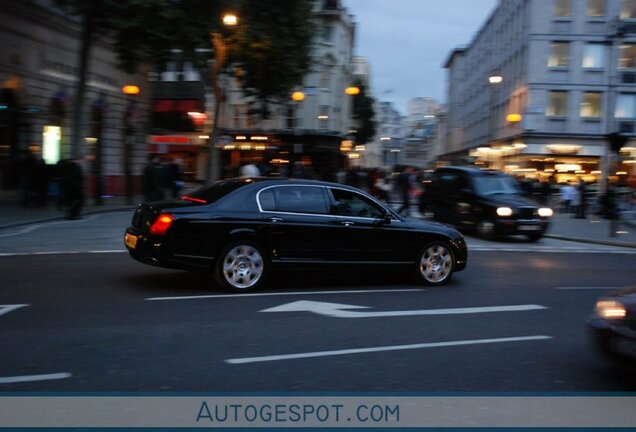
[330,188,384,219]
[473,174,521,196]
[258,189,276,211]
[272,186,328,214]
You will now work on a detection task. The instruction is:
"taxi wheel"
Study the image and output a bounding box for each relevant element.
[415,241,454,286]
[214,241,267,292]
[526,232,543,242]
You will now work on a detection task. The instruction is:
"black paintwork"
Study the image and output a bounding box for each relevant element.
[588,288,636,361]
[125,178,467,275]
[419,166,551,238]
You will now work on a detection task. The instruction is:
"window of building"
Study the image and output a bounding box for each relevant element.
[554,0,571,17]
[582,43,605,68]
[588,0,606,16]
[620,44,636,68]
[320,65,332,88]
[548,42,569,67]
[621,0,636,18]
[323,24,333,42]
[547,91,568,117]
[580,92,602,117]
[286,104,299,129]
[182,62,200,82]
[615,94,636,118]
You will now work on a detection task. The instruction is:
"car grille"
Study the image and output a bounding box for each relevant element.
[516,207,537,220]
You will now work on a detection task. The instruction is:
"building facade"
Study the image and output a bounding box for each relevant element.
[443,0,636,185]
[212,0,357,179]
[373,101,406,168]
[0,0,150,195]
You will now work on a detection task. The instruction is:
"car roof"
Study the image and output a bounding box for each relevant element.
[211,177,364,192]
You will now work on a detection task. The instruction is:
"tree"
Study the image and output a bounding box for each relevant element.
[351,78,377,145]
[228,0,316,118]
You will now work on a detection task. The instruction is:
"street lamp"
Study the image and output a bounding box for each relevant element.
[206,13,239,183]
[122,84,140,204]
[487,71,503,169]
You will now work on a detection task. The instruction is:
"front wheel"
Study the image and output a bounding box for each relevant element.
[526,232,543,242]
[416,241,454,286]
[214,241,267,292]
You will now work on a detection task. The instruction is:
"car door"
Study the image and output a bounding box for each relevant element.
[326,187,410,263]
[258,185,339,263]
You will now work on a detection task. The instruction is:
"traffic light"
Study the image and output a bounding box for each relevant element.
[607,132,629,153]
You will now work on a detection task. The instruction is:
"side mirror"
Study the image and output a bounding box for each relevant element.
[376,211,392,225]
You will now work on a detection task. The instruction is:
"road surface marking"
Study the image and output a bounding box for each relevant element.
[469,247,636,254]
[0,373,71,384]
[0,250,126,257]
[261,301,547,318]
[146,288,425,301]
[0,215,104,238]
[225,335,552,364]
[555,287,624,290]
[0,304,27,317]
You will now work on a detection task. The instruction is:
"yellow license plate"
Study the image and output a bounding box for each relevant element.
[125,233,138,249]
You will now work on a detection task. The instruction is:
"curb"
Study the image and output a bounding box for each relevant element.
[0,205,137,231]
[543,233,636,249]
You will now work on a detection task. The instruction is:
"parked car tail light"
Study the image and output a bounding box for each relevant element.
[538,208,554,217]
[595,300,627,320]
[149,214,174,236]
[496,207,513,217]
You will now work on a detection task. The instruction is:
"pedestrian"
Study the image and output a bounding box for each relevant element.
[62,157,85,220]
[396,166,414,216]
[560,181,575,213]
[240,162,261,178]
[166,156,184,198]
[142,154,160,202]
[575,181,587,219]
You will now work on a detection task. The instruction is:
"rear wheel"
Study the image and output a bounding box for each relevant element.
[214,241,266,292]
[416,241,454,286]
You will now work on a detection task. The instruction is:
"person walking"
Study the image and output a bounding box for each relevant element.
[142,155,161,202]
[396,166,414,217]
[575,180,587,219]
[62,157,85,220]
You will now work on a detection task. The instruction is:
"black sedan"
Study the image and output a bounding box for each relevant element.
[588,288,636,361]
[124,178,467,292]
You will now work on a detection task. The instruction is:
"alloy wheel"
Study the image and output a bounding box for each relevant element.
[222,245,264,290]
[419,244,453,284]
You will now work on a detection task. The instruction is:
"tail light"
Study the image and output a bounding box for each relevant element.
[149,214,174,235]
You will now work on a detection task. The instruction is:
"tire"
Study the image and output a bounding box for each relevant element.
[476,220,495,240]
[214,241,267,292]
[415,241,455,286]
[526,232,543,242]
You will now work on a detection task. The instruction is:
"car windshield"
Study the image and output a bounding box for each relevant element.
[472,175,521,196]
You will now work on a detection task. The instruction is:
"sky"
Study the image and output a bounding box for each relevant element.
[345,0,498,114]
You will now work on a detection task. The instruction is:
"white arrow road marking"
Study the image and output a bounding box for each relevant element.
[0,373,71,384]
[0,304,28,317]
[260,301,547,318]
[226,335,553,364]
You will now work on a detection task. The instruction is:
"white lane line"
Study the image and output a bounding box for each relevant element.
[0,304,28,317]
[555,286,624,290]
[470,247,636,254]
[0,215,104,239]
[0,372,71,385]
[225,335,553,365]
[0,250,126,257]
[146,288,425,301]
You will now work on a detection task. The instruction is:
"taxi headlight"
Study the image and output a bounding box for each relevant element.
[538,207,553,217]
[595,300,627,320]
[496,207,513,217]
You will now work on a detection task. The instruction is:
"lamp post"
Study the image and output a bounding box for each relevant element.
[487,72,503,169]
[122,84,140,205]
[206,13,238,184]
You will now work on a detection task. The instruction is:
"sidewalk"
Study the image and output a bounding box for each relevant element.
[2,189,636,248]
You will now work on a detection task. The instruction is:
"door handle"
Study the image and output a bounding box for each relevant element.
[341,220,354,227]
[268,217,284,223]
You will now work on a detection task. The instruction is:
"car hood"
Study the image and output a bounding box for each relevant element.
[604,287,636,309]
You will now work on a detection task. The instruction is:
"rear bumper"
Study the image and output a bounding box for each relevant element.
[124,227,208,271]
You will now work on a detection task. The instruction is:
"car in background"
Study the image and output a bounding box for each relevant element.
[418,166,553,241]
[124,178,468,292]
[588,288,636,362]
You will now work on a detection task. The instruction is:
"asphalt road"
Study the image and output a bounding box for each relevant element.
[0,239,635,391]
